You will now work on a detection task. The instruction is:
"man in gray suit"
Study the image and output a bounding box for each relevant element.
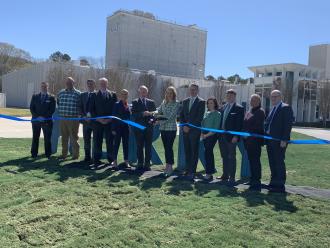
[218,89,245,183]
[180,83,205,180]
[79,79,96,162]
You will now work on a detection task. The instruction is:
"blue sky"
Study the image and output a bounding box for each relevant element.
[1,0,330,78]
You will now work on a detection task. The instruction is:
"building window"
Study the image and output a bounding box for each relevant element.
[266,72,272,76]
[276,72,282,76]
[316,105,319,119]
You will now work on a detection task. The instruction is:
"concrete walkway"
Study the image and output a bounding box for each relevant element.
[293,127,330,140]
[0,117,83,138]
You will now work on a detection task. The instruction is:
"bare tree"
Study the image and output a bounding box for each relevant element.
[318,80,330,127]
[160,78,173,99]
[105,68,125,93]
[213,80,227,106]
[46,63,78,94]
[0,42,33,91]
[137,72,157,101]
[272,76,293,105]
[78,56,105,69]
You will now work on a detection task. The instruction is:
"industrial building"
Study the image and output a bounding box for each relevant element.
[308,44,330,79]
[106,10,207,79]
[1,62,92,108]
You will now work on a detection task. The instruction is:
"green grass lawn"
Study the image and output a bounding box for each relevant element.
[0,134,329,247]
[0,107,30,117]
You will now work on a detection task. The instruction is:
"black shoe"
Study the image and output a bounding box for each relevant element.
[249,184,262,191]
[84,157,92,162]
[135,164,144,171]
[183,174,195,181]
[269,186,285,193]
[229,178,236,183]
[93,160,102,166]
[203,174,213,182]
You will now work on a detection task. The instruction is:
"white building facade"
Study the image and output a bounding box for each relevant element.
[248,63,322,123]
[106,10,207,79]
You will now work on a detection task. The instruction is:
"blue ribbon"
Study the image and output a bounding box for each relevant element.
[179,123,330,145]
[1,114,329,144]
[0,114,146,130]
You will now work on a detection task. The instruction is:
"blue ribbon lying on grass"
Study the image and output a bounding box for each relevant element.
[0,114,146,130]
[179,123,330,145]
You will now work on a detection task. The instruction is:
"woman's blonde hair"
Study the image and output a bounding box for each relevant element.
[164,86,177,103]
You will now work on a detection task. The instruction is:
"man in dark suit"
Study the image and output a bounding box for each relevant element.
[180,83,205,180]
[265,90,293,193]
[218,89,244,182]
[29,82,56,158]
[79,79,96,162]
[131,85,156,171]
[90,77,117,165]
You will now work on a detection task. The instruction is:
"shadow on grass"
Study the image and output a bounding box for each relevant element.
[1,157,298,212]
[192,181,298,213]
[0,156,110,182]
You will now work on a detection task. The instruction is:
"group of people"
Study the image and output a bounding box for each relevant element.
[29,77,293,193]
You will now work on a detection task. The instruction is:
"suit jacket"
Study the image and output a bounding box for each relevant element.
[79,91,96,116]
[90,90,117,118]
[131,98,156,127]
[112,100,131,131]
[219,102,245,142]
[243,106,265,146]
[29,93,56,120]
[179,96,205,128]
[264,102,293,141]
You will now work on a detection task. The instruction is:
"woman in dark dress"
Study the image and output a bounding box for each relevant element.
[243,94,265,190]
[112,89,131,168]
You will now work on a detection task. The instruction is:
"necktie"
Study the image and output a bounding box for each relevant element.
[222,104,231,129]
[142,98,147,110]
[266,106,277,133]
[41,94,46,103]
[86,93,91,111]
[189,97,194,111]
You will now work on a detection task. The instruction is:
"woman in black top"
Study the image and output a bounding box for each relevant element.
[243,94,265,190]
[112,89,131,169]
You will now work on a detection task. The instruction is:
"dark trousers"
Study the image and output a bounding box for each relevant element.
[93,122,114,162]
[245,141,262,185]
[113,125,129,161]
[31,121,53,157]
[134,126,153,166]
[82,123,93,159]
[183,129,201,174]
[219,135,237,179]
[266,140,287,188]
[203,134,218,174]
[160,130,176,164]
